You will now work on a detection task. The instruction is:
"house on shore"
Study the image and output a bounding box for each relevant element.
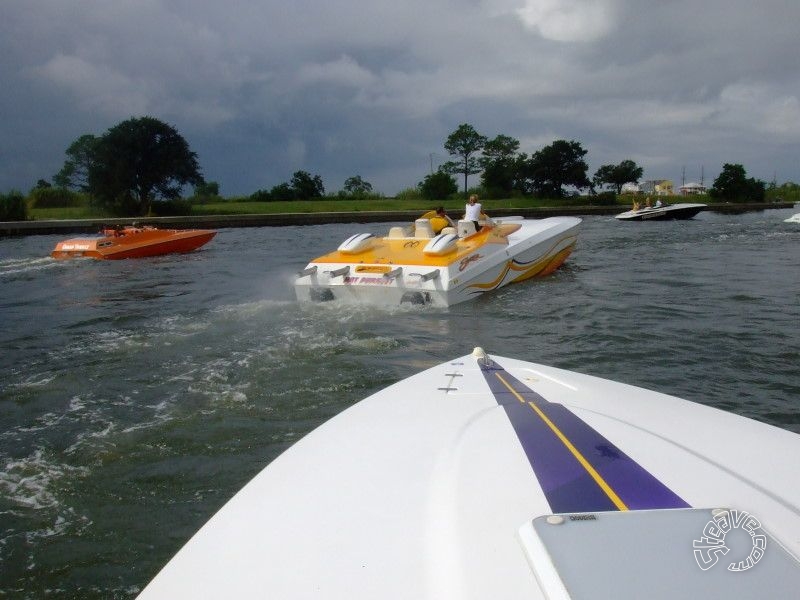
[679,182,707,195]
[641,180,674,195]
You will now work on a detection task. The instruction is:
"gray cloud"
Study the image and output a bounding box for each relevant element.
[2,0,798,196]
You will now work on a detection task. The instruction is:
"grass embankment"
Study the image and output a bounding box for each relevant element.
[190,197,608,215]
[28,196,620,220]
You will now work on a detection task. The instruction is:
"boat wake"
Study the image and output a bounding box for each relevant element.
[0,256,63,278]
[0,448,89,511]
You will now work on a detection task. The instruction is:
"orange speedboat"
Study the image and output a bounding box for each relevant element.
[51,225,216,260]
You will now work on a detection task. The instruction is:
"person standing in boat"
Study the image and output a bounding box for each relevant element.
[465,194,482,232]
[433,206,455,234]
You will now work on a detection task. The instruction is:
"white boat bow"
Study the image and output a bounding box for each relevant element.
[139,348,800,599]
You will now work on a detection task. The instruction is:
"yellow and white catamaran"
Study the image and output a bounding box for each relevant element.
[295,212,581,306]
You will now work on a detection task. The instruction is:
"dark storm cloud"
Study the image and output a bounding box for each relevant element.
[1,0,798,195]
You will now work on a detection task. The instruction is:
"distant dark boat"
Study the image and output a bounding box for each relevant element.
[615,203,706,221]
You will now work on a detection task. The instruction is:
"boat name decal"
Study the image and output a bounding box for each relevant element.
[403,241,420,248]
[61,244,91,250]
[459,253,482,271]
[344,276,394,286]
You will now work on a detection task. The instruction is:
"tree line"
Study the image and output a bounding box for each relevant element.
[430,123,770,203]
[0,116,786,221]
[40,116,382,216]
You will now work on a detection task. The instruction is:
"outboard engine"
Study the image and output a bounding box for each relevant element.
[400,291,432,305]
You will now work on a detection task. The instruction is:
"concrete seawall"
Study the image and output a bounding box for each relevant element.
[1,202,794,237]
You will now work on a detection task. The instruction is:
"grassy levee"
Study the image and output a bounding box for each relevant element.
[4,193,791,238]
[28,196,615,220]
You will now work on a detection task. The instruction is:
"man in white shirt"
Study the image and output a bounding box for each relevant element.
[465,194,482,232]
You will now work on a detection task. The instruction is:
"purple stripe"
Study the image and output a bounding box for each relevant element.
[479,359,689,512]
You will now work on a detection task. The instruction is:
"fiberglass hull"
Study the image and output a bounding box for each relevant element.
[294,216,581,307]
[138,347,800,599]
[51,227,216,259]
[615,203,706,221]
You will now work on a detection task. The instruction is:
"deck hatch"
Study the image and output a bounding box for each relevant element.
[519,508,800,599]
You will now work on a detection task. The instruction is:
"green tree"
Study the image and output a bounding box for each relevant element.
[54,134,98,191]
[767,181,800,203]
[479,134,521,197]
[443,124,487,196]
[88,117,203,216]
[194,181,220,198]
[420,171,457,200]
[270,183,295,201]
[342,175,373,198]
[593,160,643,194]
[709,163,766,202]
[522,140,590,198]
[291,171,325,199]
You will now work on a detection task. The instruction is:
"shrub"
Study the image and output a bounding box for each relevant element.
[28,187,85,208]
[0,191,27,221]
[420,172,458,200]
[592,191,618,205]
[249,189,274,202]
[191,181,222,204]
[395,187,422,201]
[150,198,192,216]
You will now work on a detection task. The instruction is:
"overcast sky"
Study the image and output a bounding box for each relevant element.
[2,0,799,196]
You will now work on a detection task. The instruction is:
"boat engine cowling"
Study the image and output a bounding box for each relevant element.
[423,233,458,256]
[338,233,375,254]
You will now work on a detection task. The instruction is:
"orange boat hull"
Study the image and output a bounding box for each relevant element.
[51,226,216,260]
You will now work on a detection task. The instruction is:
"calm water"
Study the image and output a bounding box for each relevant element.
[1,209,799,597]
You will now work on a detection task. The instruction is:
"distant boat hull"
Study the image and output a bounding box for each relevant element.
[51,226,216,260]
[615,203,706,221]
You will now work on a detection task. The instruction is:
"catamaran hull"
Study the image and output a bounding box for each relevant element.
[138,348,800,599]
[295,217,581,307]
